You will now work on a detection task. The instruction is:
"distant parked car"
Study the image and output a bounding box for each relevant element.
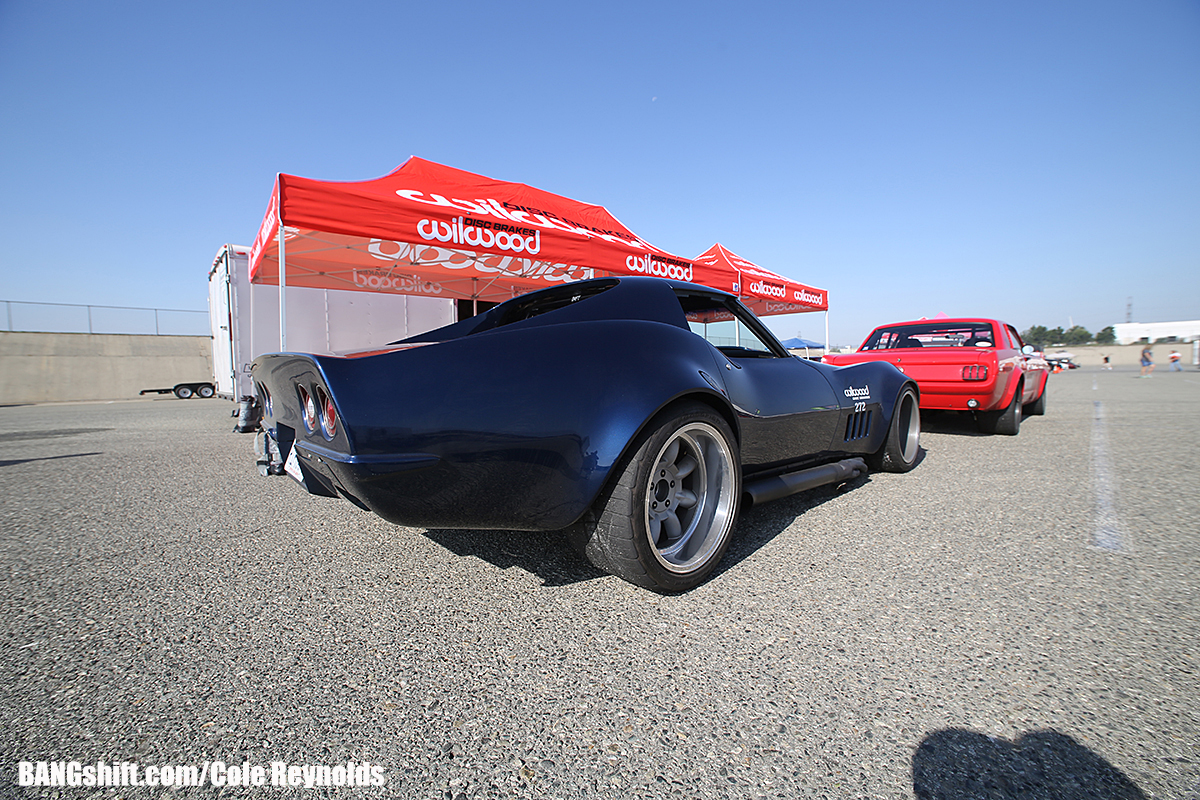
[1045,352,1079,370]
[824,318,1049,435]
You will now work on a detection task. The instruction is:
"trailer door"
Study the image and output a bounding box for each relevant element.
[208,248,237,397]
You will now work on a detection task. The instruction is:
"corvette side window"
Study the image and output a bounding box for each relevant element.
[675,292,782,358]
[689,317,775,355]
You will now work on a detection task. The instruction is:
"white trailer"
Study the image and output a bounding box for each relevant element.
[207,244,455,402]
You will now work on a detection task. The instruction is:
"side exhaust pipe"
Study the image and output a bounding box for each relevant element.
[743,457,868,508]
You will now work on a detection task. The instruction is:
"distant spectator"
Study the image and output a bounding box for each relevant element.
[1139,346,1155,377]
[1169,350,1182,372]
[1102,354,1112,370]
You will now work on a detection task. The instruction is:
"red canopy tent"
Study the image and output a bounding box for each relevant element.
[693,243,830,347]
[251,157,708,347]
[249,158,826,347]
[693,243,827,314]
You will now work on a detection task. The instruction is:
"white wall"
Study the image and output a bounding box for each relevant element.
[0,332,212,404]
[1112,320,1200,345]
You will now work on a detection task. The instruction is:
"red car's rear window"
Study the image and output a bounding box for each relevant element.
[861,322,997,351]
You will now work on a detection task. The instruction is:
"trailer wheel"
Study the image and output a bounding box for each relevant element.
[173,385,194,399]
[197,384,215,398]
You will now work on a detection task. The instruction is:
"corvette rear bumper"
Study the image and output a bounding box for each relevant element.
[267,432,603,532]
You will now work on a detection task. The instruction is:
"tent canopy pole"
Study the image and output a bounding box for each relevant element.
[278,180,287,351]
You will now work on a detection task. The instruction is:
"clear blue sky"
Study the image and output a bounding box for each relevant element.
[1,0,1196,346]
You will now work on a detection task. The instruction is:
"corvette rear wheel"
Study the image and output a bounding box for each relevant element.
[868,385,920,472]
[568,402,740,593]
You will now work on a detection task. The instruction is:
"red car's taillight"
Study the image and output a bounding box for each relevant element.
[962,365,989,381]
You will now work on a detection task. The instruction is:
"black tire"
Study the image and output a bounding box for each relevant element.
[868,385,920,472]
[979,386,1022,435]
[1024,383,1046,416]
[197,384,215,398]
[567,402,741,593]
[173,385,194,399]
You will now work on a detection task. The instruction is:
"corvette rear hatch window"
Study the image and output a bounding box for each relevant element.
[487,279,619,328]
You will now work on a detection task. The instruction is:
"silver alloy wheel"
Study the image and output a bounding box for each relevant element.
[896,391,920,463]
[643,421,737,574]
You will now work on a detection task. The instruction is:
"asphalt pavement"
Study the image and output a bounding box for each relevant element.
[1,365,1197,799]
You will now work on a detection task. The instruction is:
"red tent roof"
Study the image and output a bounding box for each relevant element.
[692,243,828,314]
[248,158,828,316]
[250,157,699,305]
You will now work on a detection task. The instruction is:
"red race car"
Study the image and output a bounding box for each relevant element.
[824,318,1049,435]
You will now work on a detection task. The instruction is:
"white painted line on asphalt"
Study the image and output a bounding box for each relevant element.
[1090,400,1126,553]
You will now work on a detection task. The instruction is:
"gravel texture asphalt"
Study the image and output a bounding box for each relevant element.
[1,365,1197,799]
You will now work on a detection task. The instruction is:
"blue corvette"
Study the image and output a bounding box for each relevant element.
[252,277,920,592]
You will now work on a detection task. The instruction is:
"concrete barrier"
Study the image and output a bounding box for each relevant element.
[1,331,1191,406]
[1041,342,1196,368]
[0,332,214,404]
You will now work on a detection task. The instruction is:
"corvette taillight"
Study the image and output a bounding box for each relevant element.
[257,382,272,418]
[962,365,989,381]
[317,387,337,439]
[298,384,317,432]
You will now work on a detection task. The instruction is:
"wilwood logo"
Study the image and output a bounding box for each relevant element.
[397,189,628,242]
[353,270,443,295]
[626,254,693,281]
[795,289,824,305]
[417,217,541,255]
[844,385,871,399]
[749,280,786,298]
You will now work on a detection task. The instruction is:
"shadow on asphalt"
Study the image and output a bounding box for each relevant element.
[718,444,932,579]
[717,470,874,578]
[0,451,103,468]
[912,728,1146,799]
[0,428,112,441]
[422,450,930,590]
[919,410,992,437]
[421,528,608,587]
[919,410,1047,438]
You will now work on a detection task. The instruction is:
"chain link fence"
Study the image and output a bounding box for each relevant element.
[2,300,209,337]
